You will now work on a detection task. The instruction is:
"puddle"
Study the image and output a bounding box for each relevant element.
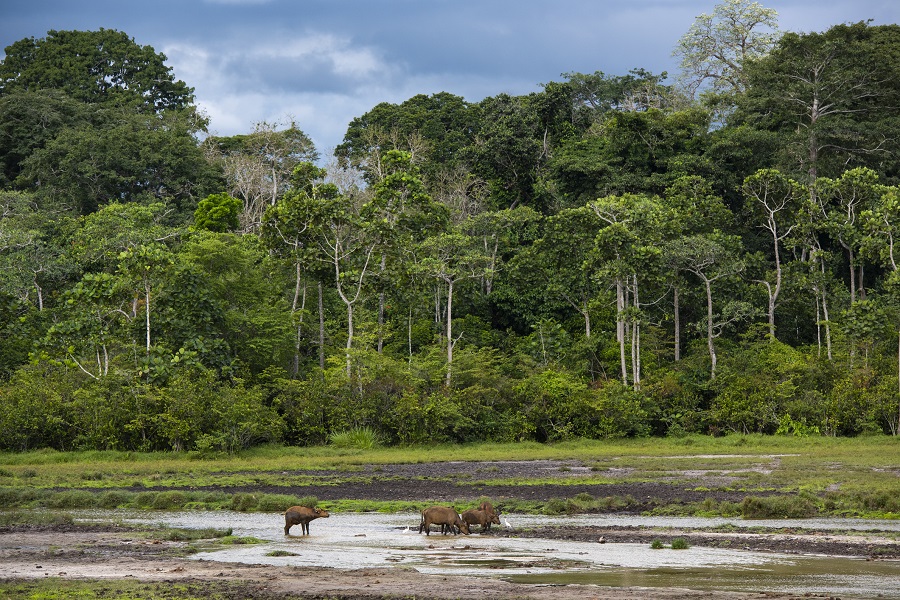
[76,510,900,598]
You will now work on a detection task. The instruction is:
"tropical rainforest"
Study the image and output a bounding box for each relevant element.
[1,1,899,452]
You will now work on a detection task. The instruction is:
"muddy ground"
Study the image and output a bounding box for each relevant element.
[170,459,787,507]
[2,459,899,599]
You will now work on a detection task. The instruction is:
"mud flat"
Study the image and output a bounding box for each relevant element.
[2,456,899,598]
[2,512,899,599]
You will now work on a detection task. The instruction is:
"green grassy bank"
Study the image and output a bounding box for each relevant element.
[1,435,898,519]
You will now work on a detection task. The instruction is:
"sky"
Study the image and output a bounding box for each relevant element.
[1,0,897,153]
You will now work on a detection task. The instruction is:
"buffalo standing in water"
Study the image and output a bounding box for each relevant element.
[284,505,330,535]
[419,506,470,535]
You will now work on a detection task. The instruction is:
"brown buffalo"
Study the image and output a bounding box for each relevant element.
[478,501,499,519]
[284,505,330,535]
[461,508,501,532]
[419,506,470,536]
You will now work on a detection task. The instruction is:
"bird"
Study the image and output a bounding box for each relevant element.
[504,517,512,529]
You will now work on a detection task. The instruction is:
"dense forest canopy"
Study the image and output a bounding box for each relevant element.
[1,3,899,452]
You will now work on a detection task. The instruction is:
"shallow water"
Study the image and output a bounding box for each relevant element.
[77,511,900,598]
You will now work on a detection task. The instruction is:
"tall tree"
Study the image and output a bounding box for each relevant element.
[19,107,211,215]
[740,22,900,185]
[666,233,750,379]
[0,29,194,112]
[417,229,491,387]
[206,120,318,233]
[336,92,476,183]
[263,164,341,376]
[364,150,449,353]
[674,0,780,98]
[663,175,734,360]
[0,89,88,186]
[562,68,678,123]
[742,168,803,340]
[590,194,673,388]
[817,167,882,304]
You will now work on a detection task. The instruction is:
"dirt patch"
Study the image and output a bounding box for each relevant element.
[138,459,783,508]
[0,527,863,600]
[4,459,899,599]
[492,525,900,558]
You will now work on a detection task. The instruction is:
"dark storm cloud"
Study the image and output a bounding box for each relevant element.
[2,0,897,150]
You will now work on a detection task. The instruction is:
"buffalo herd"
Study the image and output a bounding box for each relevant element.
[283,501,501,536]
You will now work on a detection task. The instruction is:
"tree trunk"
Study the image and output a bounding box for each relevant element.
[767,218,783,340]
[377,254,386,354]
[144,282,151,355]
[632,274,640,390]
[292,278,306,378]
[33,279,43,311]
[858,263,865,300]
[704,276,716,379]
[819,254,833,360]
[616,278,627,385]
[847,247,857,304]
[318,281,325,371]
[674,286,681,362]
[584,300,591,339]
[816,295,822,358]
[446,279,454,387]
[345,302,354,377]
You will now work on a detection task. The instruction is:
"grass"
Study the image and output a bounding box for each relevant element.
[151,526,232,541]
[0,435,898,518]
[329,426,380,449]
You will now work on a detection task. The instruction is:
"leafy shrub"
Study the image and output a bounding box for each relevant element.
[330,426,379,449]
[43,490,96,509]
[218,535,265,545]
[650,539,664,549]
[230,492,259,512]
[133,492,159,508]
[267,549,299,557]
[97,490,132,509]
[0,510,74,527]
[741,495,818,519]
[671,537,690,549]
[151,491,188,510]
[543,498,569,515]
[256,493,307,512]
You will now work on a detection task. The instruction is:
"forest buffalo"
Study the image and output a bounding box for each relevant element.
[461,508,501,532]
[284,505,330,535]
[419,506,470,536]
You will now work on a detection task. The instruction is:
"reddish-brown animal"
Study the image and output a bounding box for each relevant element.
[284,505,330,535]
[419,506,470,536]
[461,508,501,532]
[478,501,499,519]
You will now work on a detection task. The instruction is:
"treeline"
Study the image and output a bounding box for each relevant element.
[1,8,900,452]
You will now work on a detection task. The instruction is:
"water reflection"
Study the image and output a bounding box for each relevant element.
[76,511,900,598]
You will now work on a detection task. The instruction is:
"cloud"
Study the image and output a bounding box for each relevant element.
[163,33,409,149]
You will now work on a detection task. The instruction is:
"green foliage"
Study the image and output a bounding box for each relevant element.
[2,23,900,454]
[0,29,193,110]
[154,527,232,541]
[670,537,690,549]
[330,426,380,450]
[741,495,818,519]
[194,193,242,233]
